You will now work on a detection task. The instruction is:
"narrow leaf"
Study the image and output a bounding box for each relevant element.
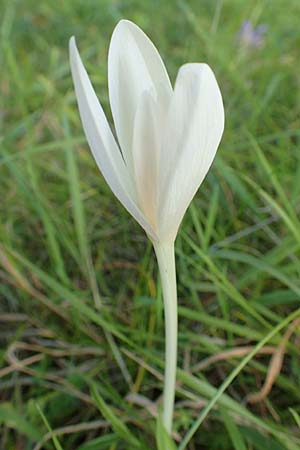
[91,384,140,448]
[156,414,177,450]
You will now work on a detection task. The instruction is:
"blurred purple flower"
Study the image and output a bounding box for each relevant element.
[238,20,267,48]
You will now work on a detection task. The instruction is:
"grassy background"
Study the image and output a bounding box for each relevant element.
[1,0,300,449]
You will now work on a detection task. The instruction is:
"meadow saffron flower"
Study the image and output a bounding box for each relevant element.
[70,19,224,434]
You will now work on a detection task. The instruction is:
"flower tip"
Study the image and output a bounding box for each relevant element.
[69,37,78,62]
[69,36,77,51]
[115,18,134,28]
[178,62,213,79]
[113,19,142,36]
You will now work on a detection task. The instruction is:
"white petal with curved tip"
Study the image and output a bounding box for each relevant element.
[159,63,224,241]
[108,20,172,176]
[69,37,157,241]
[132,90,160,231]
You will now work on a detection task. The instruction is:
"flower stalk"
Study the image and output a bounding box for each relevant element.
[153,241,177,433]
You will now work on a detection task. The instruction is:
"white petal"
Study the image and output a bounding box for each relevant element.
[159,63,224,241]
[108,20,172,175]
[132,90,160,231]
[69,37,158,240]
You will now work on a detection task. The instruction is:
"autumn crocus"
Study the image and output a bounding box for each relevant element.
[70,19,224,434]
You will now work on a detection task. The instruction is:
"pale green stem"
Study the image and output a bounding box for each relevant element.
[153,240,177,434]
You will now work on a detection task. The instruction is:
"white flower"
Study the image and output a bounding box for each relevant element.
[69,20,224,243]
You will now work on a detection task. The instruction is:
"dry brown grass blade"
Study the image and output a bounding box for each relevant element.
[0,245,103,343]
[0,313,28,322]
[4,342,93,405]
[0,245,69,321]
[32,419,108,450]
[247,318,300,404]
[0,351,44,378]
[12,340,103,357]
[126,392,158,417]
[192,345,276,372]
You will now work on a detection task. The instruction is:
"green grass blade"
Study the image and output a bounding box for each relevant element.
[156,414,177,450]
[36,403,64,450]
[178,307,300,450]
[91,383,141,448]
[220,406,247,450]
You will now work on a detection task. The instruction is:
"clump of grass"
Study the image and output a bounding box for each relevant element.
[1,0,300,449]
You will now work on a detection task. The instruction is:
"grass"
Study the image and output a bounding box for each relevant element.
[1,0,300,448]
